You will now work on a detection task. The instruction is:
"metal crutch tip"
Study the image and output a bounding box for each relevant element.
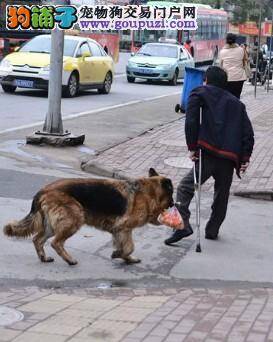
[196,244,202,253]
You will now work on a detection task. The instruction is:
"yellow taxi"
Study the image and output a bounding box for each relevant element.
[0,34,114,97]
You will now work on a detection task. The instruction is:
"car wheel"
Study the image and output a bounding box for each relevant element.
[2,84,17,93]
[127,76,135,83]
[169,70,178,86]
[63,72,79,98]
[98,72,112,94]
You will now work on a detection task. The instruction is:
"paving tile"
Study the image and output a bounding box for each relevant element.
[18,299,71,314]
[29,320,86,336]
[12,332,67,342]
[43,294,84,304]
[0,328,21,341]
[76,319,137,341]
[101,306,154,322]
[72,298,122,311]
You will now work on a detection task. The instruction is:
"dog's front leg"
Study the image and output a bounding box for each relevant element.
[111,233,122,259]
[112,230,141,264]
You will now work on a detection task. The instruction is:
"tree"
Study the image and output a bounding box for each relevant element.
[189,0,273,24]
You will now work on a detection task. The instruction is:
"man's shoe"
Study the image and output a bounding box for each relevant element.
[165,225,193,245]
[205,233,218,240]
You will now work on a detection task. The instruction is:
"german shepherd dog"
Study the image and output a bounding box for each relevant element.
[3,168,174,265]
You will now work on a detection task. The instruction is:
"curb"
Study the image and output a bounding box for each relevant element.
[234,191,273,201]
[81,161,131,180]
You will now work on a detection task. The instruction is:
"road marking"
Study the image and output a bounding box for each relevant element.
[114,73,126,78]
[0,91,180,135]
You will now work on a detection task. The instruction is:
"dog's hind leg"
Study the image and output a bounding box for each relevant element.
[33,231,54,263]
[32,214,54,263]
[113,230,141,264]
[48,200,84,266]
[51,231,78,266]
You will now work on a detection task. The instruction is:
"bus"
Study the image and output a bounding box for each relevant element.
[120,1,228,64]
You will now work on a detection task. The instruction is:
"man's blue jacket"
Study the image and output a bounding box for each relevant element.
[186,85,254,173]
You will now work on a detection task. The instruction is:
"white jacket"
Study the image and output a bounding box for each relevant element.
[219,44,247,82]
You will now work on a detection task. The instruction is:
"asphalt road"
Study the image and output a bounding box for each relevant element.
[0,75,181,133]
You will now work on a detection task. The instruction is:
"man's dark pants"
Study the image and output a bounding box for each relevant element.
[176,152,234,238]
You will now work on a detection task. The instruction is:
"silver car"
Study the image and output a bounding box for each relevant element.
[126,43,195,85]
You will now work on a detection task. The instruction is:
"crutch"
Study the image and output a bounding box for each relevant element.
[193,107,202,253]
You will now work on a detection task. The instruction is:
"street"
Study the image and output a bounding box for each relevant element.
[0,75,181,133]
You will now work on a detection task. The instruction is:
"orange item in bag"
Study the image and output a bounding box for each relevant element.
[158,206,184,230]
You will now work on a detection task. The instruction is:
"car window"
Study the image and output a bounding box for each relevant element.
[77,42,91,57]
[20,35,78,57]
[180,48,188,59]
[99,45,107,56]
[89,42,102,56]
[137,44,178,58]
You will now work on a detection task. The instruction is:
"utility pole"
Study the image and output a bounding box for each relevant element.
[266,9,273,92]
[43,28,64,134]
[254,4,262,98]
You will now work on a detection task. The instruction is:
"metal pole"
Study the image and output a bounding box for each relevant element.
[267,11,273,92]
[43,28,64,134]
[254,4,262,98]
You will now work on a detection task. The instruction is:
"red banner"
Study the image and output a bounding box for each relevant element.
[239,22,259,36]
[262,22,272,37]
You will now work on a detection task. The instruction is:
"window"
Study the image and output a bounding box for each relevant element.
[137,44,178,58]
[181,48,191,60]
[77,42,90,57]
[20,35,78,57]
[199,21,203,40]
[89,41,102,56]
[180,48,187,59]
[99,45,107,56]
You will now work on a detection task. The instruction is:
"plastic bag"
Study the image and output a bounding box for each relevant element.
[158,206,184,230]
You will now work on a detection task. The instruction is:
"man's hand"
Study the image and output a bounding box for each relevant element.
[189,151,198,161]
[240,162,249,173]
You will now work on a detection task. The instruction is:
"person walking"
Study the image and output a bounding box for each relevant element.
[241,43,251,81]
[219,33,247,99]
[165,66,254,245]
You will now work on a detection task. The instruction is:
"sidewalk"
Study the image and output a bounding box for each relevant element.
[82,84,273,199]
[2,286,273,342]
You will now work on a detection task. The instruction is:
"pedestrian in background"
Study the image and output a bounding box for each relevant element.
[184,39,194,58]
[219,33,246,99]
[250,42,264,66]
[241,43,251,81]
[165,66,254,245]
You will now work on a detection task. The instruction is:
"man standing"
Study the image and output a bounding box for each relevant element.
[165,66,254,245]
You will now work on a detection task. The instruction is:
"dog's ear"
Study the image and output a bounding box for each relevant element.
[149,168,159,177]
[161,178,173,193]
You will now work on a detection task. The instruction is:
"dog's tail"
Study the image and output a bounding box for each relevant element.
[3,192,42,238]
